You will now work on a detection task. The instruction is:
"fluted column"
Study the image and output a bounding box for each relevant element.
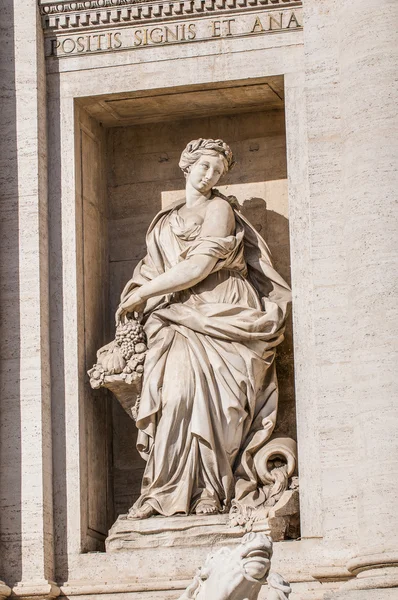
[339,0,398,593]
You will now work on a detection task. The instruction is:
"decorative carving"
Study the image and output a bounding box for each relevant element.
[178,532,291,600]
[41,0,142,13]
[254,436,297,507]
[267,573,293,600]
[40,0,300,13]
[229,436,299,536]
[88,314,147,418]
[39,0,302,31]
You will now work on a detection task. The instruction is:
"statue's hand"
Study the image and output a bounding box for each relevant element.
[115,290,146,325]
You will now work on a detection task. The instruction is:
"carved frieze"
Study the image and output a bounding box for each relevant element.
[46,8,302,57]
[39,0,302,32]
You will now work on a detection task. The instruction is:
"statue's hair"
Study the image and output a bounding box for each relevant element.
[179,138,235,177]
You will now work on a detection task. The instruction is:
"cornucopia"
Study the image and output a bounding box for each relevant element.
[87,313,147,420]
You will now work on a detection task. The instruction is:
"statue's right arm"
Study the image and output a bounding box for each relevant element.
[120,277,137,302]
[115,253,217,324]
[137,254,218,302]
[136,199,234,303]
[117,199,234,314]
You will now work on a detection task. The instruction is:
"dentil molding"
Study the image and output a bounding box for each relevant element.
[39,0,302,31]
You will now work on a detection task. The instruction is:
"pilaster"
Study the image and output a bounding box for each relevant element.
[284,70,323,540]
[302,0,398,596]
[339,0,398,590]
[302,0,356,550]
[0,0,59,597]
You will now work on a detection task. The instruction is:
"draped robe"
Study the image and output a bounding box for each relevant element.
[122,198,291,515]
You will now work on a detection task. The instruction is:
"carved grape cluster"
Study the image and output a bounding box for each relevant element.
[115,318,147,374]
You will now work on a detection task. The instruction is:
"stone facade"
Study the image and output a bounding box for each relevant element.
[0,0,397,599]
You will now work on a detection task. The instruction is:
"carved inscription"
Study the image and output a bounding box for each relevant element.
[47,8,302,56]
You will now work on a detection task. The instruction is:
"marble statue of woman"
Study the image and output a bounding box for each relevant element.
[115,138,291,519]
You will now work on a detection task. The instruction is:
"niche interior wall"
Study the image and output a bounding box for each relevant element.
[75,76,297,537]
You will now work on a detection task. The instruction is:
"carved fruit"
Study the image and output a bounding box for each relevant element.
[102,346,126,375]
[97,340,116,358]
[90,378,102,390]
[135,343,147,354]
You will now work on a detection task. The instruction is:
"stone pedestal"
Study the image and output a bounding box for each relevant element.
[107,514,259,552]
[106,491,299,553]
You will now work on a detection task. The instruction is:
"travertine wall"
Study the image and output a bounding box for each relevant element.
[106,109,297,516]
[338,0,398,592]
[76,105,114,549]
[0,0,58,597]
[298,0,398,596]
[1,0,396,596]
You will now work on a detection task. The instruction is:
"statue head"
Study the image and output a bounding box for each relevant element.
[179,532,273,600]
[179,138,235,195]
[231,531,273,584]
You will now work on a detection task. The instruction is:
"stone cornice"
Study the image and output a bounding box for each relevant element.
[39,0,302,31]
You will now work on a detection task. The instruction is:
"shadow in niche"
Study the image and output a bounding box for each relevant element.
[48,69,69,582]
[240,197,296,443]
[0,0,22,587]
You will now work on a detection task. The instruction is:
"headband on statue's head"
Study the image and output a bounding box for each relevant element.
[179,138,235,177]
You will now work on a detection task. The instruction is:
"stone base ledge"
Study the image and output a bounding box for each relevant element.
[0,581,11,600]
[346,553,398,575]
[342,566,398,591]
[11,580,60,600]
[58,537,353,599]
[106,490,299,553]
[106,513,272,552]
[57,578,345,600]
[60,579,189,597]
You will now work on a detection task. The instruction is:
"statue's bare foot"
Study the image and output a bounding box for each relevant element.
[195,500,219,515]
[129,503,157,519]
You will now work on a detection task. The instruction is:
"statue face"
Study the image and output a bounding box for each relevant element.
[187,153,225,194]
[192,532,272,600]
[239,532,272,582]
